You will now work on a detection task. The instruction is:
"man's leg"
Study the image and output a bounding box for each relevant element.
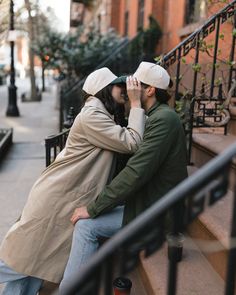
[0,260,43,295]
[59,206,123,292]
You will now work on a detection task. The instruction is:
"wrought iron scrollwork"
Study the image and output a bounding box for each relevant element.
[183,35,197,56]
[185,166,229,224]
[165,50,177,68]
[221,4,235,24]
[119,216,166,274]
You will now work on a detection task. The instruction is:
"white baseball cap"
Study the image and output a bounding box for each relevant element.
[82,67,118,95]
[134,62,170,90]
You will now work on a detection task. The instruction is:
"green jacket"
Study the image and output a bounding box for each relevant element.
[87,101,188,225]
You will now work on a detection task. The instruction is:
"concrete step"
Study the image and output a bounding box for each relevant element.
[187,160,234,281]
[191,132,236,190]
[228,117,236,136]
[138,236,224,294]
[188,189,233,281]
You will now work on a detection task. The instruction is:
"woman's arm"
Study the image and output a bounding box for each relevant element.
[81,106,145,153]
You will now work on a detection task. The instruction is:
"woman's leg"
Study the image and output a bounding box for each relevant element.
[59,206,123,293]
[0,260,43,295]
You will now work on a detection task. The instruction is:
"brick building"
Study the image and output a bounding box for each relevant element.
[70,0,233,56]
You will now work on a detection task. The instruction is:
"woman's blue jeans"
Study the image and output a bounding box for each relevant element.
[59,206,123,293]
[0,260,43,295]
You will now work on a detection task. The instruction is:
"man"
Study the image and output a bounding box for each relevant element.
[59,62,188,291]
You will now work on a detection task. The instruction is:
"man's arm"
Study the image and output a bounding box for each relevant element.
[87,114,176,218]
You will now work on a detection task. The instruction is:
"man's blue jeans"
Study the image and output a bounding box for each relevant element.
[59,206,123,293]
[0,260,43,295]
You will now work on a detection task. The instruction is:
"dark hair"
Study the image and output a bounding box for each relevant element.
[82,84,116,115]
[141,78,173,103]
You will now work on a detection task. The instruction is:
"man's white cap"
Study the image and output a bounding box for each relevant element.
[82,67,118,96]
[134,62,170,90]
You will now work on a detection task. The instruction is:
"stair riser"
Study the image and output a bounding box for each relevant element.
[138,264,156,295]
[227,118,236,136]
[188,220,228,281]
[191,142,236,190]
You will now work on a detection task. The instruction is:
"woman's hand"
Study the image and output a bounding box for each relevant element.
[70,206,90,225]
[126,76,142,108]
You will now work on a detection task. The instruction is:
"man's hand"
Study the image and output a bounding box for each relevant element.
[70,206,90,225]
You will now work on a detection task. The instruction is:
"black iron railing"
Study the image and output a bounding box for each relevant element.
[61,141,236,295]
[45,129,70,167]
[159,1,236,163]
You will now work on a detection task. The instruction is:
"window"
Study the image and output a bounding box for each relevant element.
[185,0,206,24]
[137,0,145,29]
[124,10,129,36]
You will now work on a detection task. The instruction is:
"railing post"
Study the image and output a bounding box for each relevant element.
[59,87,64,132]
[225,182,236,295]
[188,33,200,164]
[45,137,51,167]
[174,48,182,101]
[210,16,221,98]
[167,202,184,295]
[228,5,236,92]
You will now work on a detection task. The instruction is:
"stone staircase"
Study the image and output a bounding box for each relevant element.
[131,127,236,294]
[188,130,236,282]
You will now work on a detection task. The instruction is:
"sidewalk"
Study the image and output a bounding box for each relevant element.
[0,77,59,247]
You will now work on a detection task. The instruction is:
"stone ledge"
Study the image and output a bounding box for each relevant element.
[192,133,236,166]
[193,133,236,156]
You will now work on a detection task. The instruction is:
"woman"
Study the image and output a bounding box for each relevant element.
[0,67,145,295]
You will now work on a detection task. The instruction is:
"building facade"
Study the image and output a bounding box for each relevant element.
[70,0,233,56]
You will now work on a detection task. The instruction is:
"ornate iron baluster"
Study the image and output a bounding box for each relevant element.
[210,16,221,98]
[225,181,236,295]
[188,33,200,163]
[228,6,236,92]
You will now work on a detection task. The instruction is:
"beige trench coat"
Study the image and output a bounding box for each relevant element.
[0,97,145,283]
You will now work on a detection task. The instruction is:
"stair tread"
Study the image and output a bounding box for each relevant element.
[198,190,233,249]
[140,236,224,295]
[192,133,236,159]
[188,165,233,249]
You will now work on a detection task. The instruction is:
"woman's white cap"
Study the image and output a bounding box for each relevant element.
[82,67,118,95]
[134,62,170,90]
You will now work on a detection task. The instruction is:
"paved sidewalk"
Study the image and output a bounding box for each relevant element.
[0,78,59,292]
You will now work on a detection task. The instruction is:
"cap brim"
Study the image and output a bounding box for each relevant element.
[110,75,127,85]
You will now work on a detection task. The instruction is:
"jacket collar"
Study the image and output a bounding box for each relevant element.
[146,101,162,116]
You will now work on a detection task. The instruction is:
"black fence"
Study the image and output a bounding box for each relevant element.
[45,129,70,167]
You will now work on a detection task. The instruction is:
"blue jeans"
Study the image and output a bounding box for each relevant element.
[0,260,43,295]
[59,206,123,293]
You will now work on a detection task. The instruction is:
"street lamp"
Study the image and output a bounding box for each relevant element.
[6,0,20,117]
